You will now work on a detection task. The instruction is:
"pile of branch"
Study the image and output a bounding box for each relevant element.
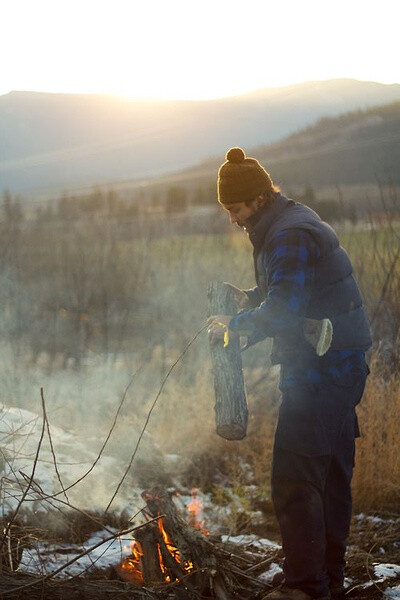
[0,310,278,599]
[0,487,280,599]
[0,533,278,600]
[111,487,279,599]
[0,572,152,600]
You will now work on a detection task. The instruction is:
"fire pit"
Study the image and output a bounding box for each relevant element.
[114,487,214,594]
[3,487,276,599]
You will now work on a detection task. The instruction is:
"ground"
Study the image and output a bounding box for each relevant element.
[5,499,399,599]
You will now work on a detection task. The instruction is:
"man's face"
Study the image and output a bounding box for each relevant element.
[222,198,260,230]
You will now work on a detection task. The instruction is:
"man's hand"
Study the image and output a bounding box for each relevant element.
[207,315,235,346]
[224,283,251,309]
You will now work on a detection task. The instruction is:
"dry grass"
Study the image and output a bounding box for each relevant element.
[353,357,400,512]
[1,194,399,516]
[145,341,400,515]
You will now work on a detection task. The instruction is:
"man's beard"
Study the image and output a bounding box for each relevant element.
[235,218,249,228]
[237,220,252,232]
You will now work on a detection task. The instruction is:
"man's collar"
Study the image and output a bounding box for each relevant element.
[248,192,291,249]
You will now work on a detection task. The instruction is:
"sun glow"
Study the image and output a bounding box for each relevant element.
[2,0,399,100]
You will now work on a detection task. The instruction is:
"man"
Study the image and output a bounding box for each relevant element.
[208,147,371,600]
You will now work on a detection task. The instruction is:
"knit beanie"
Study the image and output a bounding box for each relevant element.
[217,147,274,204]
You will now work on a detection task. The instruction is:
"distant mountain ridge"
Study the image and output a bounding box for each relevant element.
[1,79,400,194]
[176,101,400,190]
[256,102,400,186]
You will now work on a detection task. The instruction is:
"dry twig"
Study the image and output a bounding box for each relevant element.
[105,324,207,512]
[0,388,46,553]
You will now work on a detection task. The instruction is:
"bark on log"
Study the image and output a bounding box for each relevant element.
[142,488,212,596]
[135,525,164,584]
[143,488,213,573]
[207,281,248,440]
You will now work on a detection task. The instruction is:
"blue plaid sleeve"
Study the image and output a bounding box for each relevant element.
[229,229,320,337]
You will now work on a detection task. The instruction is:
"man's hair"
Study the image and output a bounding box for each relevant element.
[244,187,280,208]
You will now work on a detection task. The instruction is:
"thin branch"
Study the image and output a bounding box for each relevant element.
[3,517,164,596]
[23,365,142,503]
[67,538,117,580]
[105,324,208,512]
[18,472,117,537]
[370,244,400,325]
[43,400,69,503]
[0,387,46,551]
[376,178,400,241]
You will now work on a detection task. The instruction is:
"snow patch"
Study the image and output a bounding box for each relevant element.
[356,513,396,525]
[258,562,282,583]
[384,586,400,599]
[18,528,133,577]
[0,403,144,513]
[374,563,400,581]
[221,534,281,549]
[359,581,374,589]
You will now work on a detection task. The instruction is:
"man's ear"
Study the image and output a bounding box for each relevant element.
[255,195,266,209]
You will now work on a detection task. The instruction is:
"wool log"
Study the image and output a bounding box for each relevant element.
[207,281,248,440]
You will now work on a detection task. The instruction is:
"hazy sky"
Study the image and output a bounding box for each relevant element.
[2,0,399,100]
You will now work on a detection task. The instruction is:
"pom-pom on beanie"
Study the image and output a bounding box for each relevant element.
[217,147,274,205]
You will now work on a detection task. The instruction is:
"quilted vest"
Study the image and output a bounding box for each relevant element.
[249,193,372,365]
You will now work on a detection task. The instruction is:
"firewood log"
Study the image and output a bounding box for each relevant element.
[207,281,248,440]
[135,525,164,584]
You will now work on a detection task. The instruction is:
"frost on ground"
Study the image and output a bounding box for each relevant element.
[18,528,134,577]
[384,585,400,599]
[258,562,283,584]
[375,564,400,581]
[0,403,162,515]
[2,405,400,599]
[221,534,280,550]
[356,513,397,526]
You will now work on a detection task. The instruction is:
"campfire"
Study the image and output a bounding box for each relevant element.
[187,488,209,535]
[115,487,211,588]
[118,513,194,585]
[0,484,279,599]
[111,487,278,599]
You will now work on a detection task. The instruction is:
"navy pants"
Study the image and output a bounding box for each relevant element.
[271,367,368,598]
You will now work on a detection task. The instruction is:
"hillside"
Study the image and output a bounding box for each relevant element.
[164,101,400,193]
[1,79,400,194]
[256,101,400,186]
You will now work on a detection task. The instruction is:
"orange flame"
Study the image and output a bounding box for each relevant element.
[187,488,209,535]
[119,516,194,584]
[119,540,144,584]
[158,517,193,578]
[119,491,208,584]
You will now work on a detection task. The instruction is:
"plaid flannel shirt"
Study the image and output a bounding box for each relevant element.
[229,229,365,388]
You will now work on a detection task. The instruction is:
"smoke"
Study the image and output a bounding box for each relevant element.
[0,340,219,518]
[0,215,264,520]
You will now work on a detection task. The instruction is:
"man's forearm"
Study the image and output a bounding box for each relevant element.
[229,298,300,338]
